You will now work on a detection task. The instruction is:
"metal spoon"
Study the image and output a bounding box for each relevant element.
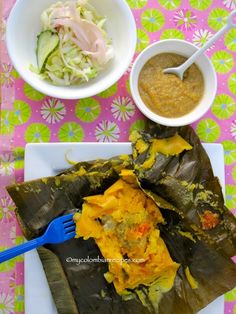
[163,10,236,80]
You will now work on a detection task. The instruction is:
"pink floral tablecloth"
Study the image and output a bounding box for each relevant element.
[0,0,236,313]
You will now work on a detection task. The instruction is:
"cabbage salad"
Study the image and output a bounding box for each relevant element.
[33,0,114,86]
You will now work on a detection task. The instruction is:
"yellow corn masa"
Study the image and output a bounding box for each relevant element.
[142,134,192,169]
[74,172,179,295]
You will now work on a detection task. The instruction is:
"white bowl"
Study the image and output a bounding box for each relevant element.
[130,39,217,127]
[6,0,136,99]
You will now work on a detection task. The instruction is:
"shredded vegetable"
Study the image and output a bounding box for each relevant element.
[33,0,114,86]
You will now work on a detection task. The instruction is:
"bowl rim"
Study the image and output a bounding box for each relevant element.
[130,39,217,127]
[6,0,137,99]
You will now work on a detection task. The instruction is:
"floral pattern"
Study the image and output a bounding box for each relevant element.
[23,83,45,101]
[223,0,236,9]
[41,99,66,124]
[190,0,212,10]
[226,184,236,209]
[12,100,31,125]
[111,97,135,121]
[95,121,120,142]
[0,1,236,313]
[228,73,236,95]
[126,0,147,9]
[136,29,150,52]
[192,29,214,49]
[224,29,236,52]
[208,8,228,31]
[141,9,165,32]
[158,0,181,10]
[160,28,185,40]
[225,288,236,302]
[58,122,84,142]
[173,9,197,30]
[75,98,100,122]
[211,50,234,74]
[0,64,15,87]
[0,196,15,222]
[212,94,236,119]
[231,120,236,140]
[222,140,236,165]
[129,119,147,135]
[0,154,14,176]
[24,123,51,143]
[14,286,24,312]
[0,247,15,272]
[196,119,221,143]
[0,110,14,135]
[13,147,24,170]
[0,293,14,314]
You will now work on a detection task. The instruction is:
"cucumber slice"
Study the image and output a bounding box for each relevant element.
[36,30,59,73]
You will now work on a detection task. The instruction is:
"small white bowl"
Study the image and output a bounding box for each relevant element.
[6,0,136,99]
[130,39,217,127]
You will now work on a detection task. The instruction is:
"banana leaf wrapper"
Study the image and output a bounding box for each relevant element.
[130,122,236,313]
[7,123,236,314]
[7,157,149,314]
[132,123,236,257]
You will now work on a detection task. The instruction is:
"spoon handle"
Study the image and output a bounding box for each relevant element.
[180,10,236,74]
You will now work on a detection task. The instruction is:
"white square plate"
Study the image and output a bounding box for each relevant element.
[24,142,225,314]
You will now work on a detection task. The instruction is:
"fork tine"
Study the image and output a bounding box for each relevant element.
[61,213,74,222]
[64,220,75,227]
[65,226,76,233]
[64,231,76,240]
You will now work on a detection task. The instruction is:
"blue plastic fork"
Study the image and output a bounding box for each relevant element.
[0,213,76,263]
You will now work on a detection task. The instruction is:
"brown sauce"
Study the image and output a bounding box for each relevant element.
[138,53,204,118]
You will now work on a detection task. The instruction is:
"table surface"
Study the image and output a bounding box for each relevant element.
[0,0,235,313]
